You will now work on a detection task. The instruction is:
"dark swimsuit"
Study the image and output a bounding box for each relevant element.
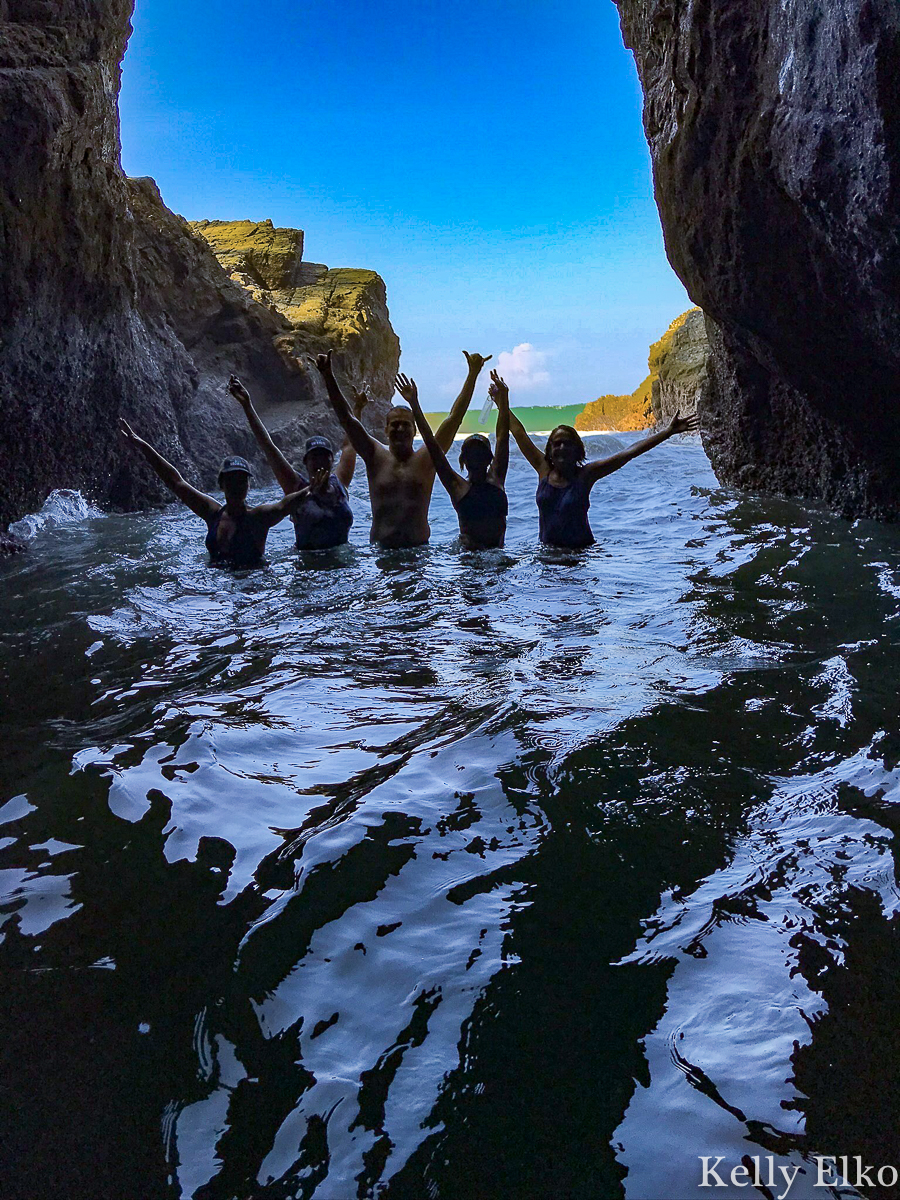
[291,475,353,550]
[536,473,594,548]
[205,508,264,567]
[453,480,508,525]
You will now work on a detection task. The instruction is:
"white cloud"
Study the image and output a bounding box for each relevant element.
[496,343,550,391]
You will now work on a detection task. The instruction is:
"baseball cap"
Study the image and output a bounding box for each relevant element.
[304,436,334,455]
[218,455,252,476]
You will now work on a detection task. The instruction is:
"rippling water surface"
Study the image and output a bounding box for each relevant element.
[3,435,900,1200]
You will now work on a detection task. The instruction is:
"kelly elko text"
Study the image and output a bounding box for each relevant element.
[699,1155,900,1198]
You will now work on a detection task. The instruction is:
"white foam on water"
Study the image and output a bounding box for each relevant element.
[8,488,104,540]
[440,428,625,443]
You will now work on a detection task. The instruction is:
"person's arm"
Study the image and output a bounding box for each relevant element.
[488,372,510,486]
[310,351,378,465]
[433,351,492,452]
[335,387,369,487]
[491,372,546,476]
[255,467,331,527]
[119,419,220,520]
[584,410,700,484]
[394,373,468,502]
[229,375,301,494]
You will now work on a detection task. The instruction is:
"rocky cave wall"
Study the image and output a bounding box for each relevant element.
[614,0,900,519]
[0,1,399,529]
[188,219,401,467]
[649,307,710,427]
[575,306,710,432]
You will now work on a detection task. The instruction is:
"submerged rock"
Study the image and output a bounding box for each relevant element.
[614,0,900,519]
[0,3,399,526]
[0,531,26,557]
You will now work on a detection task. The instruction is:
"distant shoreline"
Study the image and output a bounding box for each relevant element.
[423,404,637,437]
[429,429,630,443]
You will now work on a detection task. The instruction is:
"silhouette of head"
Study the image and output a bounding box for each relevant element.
[303,435,334,476]
[459,434,493,478]
[218,456,252,502]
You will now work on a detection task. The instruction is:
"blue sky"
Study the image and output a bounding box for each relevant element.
[119,0,689,408]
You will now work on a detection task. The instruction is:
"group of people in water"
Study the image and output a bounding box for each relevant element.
[120,350,698,566]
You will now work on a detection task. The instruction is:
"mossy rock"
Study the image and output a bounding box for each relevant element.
[190,217,401,412]
[576,307,709,431]
[188,219,304,291]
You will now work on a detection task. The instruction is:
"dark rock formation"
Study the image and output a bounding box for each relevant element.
[648,307,710,427]
[614,0,900,519]
[0,531,26,556]
[123,178,311,504]
[0,2,399,528]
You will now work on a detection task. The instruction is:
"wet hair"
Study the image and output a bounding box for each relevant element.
[544,425,586,467]
[459,433,494,470]
[385,405,415,430]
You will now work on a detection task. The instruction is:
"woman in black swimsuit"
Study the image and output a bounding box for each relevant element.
[394,372,509,549]
[504,379,699,548]
[120,419,317,567]
[228,375,363,551]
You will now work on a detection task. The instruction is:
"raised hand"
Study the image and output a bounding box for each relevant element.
[307,350,334,376]
[463,351,492,373]
[308,465,331,494]
[488,369,509,409]
[228,374,251,407]
[351,386,370,419]
[394,372,419,408]
[666,410,700,436]
[119,417,141,447]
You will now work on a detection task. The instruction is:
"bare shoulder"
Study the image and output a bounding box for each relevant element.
[368,440,394,468]
[412,444,440,474]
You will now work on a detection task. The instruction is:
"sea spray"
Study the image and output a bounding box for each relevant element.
[8,489,103,541]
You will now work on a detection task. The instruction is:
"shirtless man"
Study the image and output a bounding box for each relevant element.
[311,348,492,547]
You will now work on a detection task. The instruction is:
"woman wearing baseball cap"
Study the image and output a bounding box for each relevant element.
[228,375,361,551]
[119,420,314,567]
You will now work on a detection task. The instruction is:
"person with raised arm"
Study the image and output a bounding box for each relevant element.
[310,348,492,548]
[394,371,509,549]
[504,374,700,548]
[119,419,319,567]
[228,374,365,551]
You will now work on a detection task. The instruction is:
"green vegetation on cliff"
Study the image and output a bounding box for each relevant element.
[648,308,709,425]
[188,219,304,291]
[648,309,696,376]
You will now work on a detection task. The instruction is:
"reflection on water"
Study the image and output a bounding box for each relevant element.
[2,436,900,1199]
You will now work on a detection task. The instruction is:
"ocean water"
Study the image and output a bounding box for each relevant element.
[2,434,900,1200]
